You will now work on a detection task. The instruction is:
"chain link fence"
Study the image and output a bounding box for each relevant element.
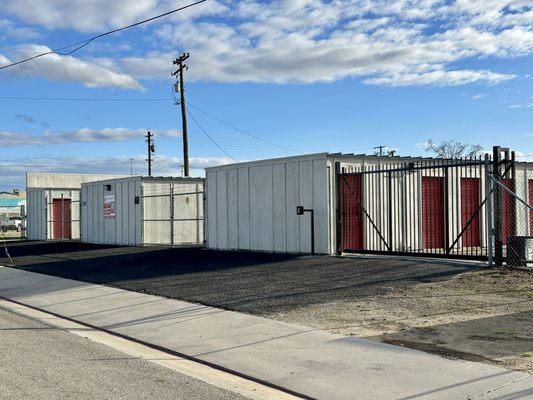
[489,174,533,269]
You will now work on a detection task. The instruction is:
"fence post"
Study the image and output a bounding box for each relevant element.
[493,146,503,267]
[170,182,175,246]
[511,150,517,236]
[485,155,494,267]
[388,172,393,251]
[335,162,342,254]
[444,166,450,254]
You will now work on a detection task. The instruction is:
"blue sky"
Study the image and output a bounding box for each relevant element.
[1,0,533,190]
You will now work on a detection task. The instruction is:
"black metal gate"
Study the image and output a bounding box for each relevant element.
[337,155,495,260]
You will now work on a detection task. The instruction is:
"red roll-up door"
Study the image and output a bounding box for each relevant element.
[52,198,72,239]
[529,179,533,235]
[461,178,481,247]
[338,174,363,251]
[501,179,514,245]
[422,177,445,249]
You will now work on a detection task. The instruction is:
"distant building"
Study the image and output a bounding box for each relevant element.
[0,189,26,220]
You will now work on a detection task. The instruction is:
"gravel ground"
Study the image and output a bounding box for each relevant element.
[0,306,249,400]
[2,241,531,373]
[265,268,533,373]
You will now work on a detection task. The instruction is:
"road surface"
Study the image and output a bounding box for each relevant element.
[0,307,248,400]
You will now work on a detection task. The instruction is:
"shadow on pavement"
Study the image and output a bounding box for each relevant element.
[1,241,480,314]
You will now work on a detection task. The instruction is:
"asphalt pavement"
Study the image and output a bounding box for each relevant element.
[0,306,248,400]
[1,241,478,314]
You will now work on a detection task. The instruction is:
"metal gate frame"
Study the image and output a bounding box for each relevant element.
[141,181,204,246]
[337,155,494,261]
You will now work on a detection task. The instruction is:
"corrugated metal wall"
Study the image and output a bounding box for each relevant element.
[26,189,46,240]
[26,188,80,240]
[81,177,204,246]
[81,177,142,245]
[141,179,204,245]
[206,154,330,254]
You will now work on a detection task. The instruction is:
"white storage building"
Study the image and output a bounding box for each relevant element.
[26,173,126,241]
[206,154,332,254]
[80,176,204,246]
[205,153,533,257]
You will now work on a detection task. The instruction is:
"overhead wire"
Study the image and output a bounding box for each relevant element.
[186,110,237,162]
[185,100,303,154]
[0,0,208,71]
[0,96,171,101]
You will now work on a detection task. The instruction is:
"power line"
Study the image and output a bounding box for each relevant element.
[186,110,237,162]
[0,96,171,101]
[186,100,303,154]
[0,0,208,71]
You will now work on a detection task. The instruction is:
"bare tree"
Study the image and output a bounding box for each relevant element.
[425,139,483,159]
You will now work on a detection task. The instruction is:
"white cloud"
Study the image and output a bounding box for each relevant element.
[1,1,533,87]
[0,128,179,147]
[508,103,533,109]
[0,0,227,32]
[365,68,514,86]
[472,93,487,100]
[0,154,233,191]
[0,19,41,40]
[0,44,143,90]
[116,1,532,86]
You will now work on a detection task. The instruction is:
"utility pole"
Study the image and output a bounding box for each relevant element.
[130,157,134,176]
[146,130,155,176]
[172,52,190,177]
[374,145,386,156]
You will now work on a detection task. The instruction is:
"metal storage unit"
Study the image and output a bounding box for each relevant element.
[206,153,533,256]
[26,173,125,241]
[80,176,204,246]
[206,154,330,254]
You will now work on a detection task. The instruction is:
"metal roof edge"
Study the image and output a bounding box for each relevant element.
[80,176,204,186]
[205,153,329,171]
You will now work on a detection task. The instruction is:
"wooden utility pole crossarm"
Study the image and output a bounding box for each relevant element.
[172,52,190,177]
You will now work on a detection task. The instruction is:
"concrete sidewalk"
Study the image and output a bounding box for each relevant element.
[0,266,531,400]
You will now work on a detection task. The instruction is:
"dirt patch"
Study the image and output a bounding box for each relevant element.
[264,268,533,373]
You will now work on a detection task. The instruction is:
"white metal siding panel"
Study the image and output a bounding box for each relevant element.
[26,189,46,240]
[313,159,329,254]
[128,180,136,245]
[273,163,287,252]
[285,162,300,252]
[237,168,250,249]
[172,181,203,245]
[135,179,142,245]
[227,169,239,249]
[250,165,274,251]
[216,170,228,249]
[143,181,171,245]
[80,186,87,241]
[206,171,218,249]
[298,160,313,253]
